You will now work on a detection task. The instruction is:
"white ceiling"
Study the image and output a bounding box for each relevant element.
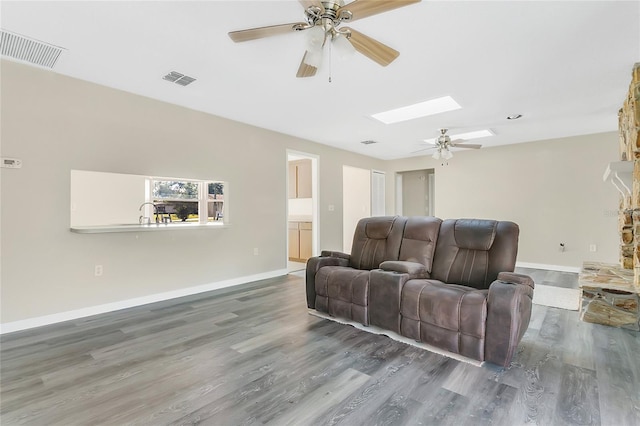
[2,1,639,159]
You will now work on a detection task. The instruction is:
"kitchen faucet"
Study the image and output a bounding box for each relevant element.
[139,202,159,224]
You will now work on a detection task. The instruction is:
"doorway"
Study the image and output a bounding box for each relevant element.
[286,151,319,273]
[396,169,435,216]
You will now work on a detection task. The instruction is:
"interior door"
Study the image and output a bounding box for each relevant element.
[371,170,385,217]
[343,166,371,253]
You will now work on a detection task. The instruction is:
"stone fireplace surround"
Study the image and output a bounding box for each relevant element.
[579,63,640,330]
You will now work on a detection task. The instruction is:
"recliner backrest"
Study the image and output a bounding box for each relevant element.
[349,216,407,270]
[398,216,443,273]
[430,219,519,289]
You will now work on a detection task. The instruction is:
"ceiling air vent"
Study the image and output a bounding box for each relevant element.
[163,71,196,86]
[361,140,378,145]
[0,29,64,69]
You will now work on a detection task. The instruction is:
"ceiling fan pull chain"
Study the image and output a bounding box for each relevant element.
[328,41,332,83]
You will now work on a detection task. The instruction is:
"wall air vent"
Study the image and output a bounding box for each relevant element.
[163,71,196,86]
[361,140,378,145]
[0,29,64,69]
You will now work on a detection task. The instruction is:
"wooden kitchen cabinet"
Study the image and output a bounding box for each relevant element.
[288,222,300,259]
[288,221,312,262]
[288,159,312,199]
[299,222,312,260]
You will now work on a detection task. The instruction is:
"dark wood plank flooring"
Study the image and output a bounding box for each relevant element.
[1,270,639,425]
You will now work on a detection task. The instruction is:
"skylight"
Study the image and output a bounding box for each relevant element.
[424,129,494,144]
[371,96,462,124]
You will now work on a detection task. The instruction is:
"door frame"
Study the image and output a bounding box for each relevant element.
[286,150,320,264]
[396,168,435,216]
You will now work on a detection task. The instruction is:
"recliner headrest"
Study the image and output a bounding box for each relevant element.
[453,219,498,251]
[364,218,396,239]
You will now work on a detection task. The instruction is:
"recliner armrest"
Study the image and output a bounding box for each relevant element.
[369,261,429,333]
[485,272,534,367]
[497,272,535,289]
[305,255,350,309]
[320,250,351,260]
[380,261,428,279]
[369,269,417,333]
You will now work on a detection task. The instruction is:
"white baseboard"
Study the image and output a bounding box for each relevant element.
[516,261,580,274]
[0,269,288,335]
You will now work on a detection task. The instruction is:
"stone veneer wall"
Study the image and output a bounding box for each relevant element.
[578,66,640,331]
[618,63,640,290]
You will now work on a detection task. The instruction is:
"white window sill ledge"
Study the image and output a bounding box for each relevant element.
[70,222,229,234]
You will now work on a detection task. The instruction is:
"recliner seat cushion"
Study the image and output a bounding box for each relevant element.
[400,280,488,361]
[315,266,370,325]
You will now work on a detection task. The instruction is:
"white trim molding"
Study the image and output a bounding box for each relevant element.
[516,261,580,274]
[0,269,288,335]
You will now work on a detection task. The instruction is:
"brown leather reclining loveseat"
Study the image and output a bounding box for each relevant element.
[306,216,534,367]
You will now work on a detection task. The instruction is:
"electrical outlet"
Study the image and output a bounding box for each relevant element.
[94,265,103,277]
[253,248,259,256]
[589,244,597,252]
[1,157,22,168]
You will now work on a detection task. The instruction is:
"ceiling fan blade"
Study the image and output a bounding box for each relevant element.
[338,0,421,22]
[450,142,482,149]
[411,147,435,154]
[228,23,306,43]
[343,27,399,66]
[412,142,437,153]
[296,52,318,78]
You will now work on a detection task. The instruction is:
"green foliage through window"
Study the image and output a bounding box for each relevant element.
[153,181,199,199]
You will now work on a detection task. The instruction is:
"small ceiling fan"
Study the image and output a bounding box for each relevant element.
[413,128,483,160]
[228,0,421,78]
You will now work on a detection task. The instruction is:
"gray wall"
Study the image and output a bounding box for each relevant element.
[0,60,384,324]
[384,132,620,268]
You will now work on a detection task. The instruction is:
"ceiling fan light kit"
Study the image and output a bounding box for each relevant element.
[228,0,421,78]
[332,33,356,60]
[306,25,326,50]
[413,128,487,163]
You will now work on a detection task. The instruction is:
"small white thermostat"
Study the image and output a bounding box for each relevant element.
[1,158,22,169]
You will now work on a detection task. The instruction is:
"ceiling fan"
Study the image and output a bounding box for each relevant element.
[414,128,483,160]
[228,0,421,78]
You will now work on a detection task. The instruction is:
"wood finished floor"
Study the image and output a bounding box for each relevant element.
[1,270,639,426]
